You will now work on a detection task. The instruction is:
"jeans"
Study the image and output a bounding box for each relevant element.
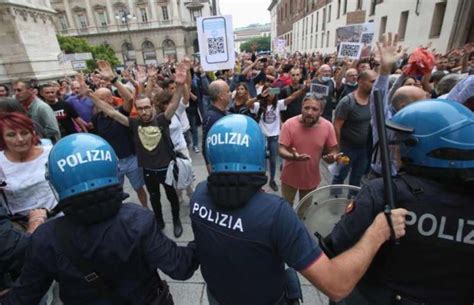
[187,109,199,147]
[143,168,180,220]
[201,95,210,118]
[267,136,279,181]
[331,146,370,188]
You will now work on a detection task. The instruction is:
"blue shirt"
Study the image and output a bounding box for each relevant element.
[66,94,94,123]
[190,182,322,305]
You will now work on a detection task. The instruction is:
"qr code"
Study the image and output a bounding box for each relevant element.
[360,33,374,44]
[340,44,361,57]
[207,37,225,55]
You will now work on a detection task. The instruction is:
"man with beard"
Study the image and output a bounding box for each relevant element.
[278,94,339,205]
[88,63,188,238]
[332,70,377,188]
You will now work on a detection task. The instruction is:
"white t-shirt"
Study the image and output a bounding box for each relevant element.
[177,98,190,132]
[0,145,57,215]
[170,102,188,151]
[252,99,287,137]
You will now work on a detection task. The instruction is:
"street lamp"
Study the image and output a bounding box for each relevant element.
[115,10,136,62]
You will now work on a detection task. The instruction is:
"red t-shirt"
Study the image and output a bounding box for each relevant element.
[279,115,337,190]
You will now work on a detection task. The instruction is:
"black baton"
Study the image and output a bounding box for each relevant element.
[373,89,398,243]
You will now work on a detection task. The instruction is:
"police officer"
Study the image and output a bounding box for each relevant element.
[1,133,198,305]
[0,206,46,295]
[190,114,408,305]
[327,99,474,305]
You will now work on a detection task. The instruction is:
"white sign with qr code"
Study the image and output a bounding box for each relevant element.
[337,42,362,60]
[311,84,329,96]
[197,15,235,72]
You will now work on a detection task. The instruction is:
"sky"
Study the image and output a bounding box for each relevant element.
[218,0,271,29]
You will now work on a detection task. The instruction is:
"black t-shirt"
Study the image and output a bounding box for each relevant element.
[92,107,134,159]
[129,113,172,169]
[334,93,371,148]
[337,83,358,102]
[48,100,79,136]
[279,85,304,122]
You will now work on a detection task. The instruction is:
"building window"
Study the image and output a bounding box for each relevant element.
[326,31,330,47]
[328,5,332,23]
[59,14,69,30]
[337,0,341,19]
[322,8,326,31]
[398,11,409,41]
[162,6,169,21]
[430,2,446,38]
[379,16,387,41]
[369,0,376,15]
[140,8,148,22]
[142,40,157,64]
[162,39,177,60]
[357,0,363,10]
[321,32,325,48]
[316,12,319,32]
[315,34,318,48]
[285,3,288,18]
[77,13,87,29]
[97,11,107,27]
[310,35,313,49]
[343,0,347,15]
[311,15,314,33]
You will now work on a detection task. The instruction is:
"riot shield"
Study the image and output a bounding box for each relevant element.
[295,184,361,239]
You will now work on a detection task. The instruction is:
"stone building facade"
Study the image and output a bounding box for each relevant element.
[270,0,473,54]
[0,0,75,84]
[50,0,216,65]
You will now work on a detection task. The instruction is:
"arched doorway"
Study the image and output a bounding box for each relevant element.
[142,40,157,65]
[162,39,177,61]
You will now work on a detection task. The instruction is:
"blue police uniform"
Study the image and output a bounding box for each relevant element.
[0,205,29,290]
[191,182,322,305]
[2,203,197,305]
[329,175,474,305]
[202,104,226,164]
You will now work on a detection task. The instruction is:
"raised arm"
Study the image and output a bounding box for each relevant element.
[301,209,407,301]
[164,63,186,121]
[96,60,134,113]
[283,79,310,105]
[89,91,129,127]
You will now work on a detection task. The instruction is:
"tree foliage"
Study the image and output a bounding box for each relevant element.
[239,36,271,52]
[57,35,120,71]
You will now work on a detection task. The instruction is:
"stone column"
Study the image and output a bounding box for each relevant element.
[106,0,117,26]
[84,0,96,28]
[63,0,75,30]
[148,0,157,21]
[171,0,179,23]
[0,0,75,83]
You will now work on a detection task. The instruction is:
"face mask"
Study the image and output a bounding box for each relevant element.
[346,82,357,87]
[321,76,331,82]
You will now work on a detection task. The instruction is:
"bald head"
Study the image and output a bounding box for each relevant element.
[95,88,114,105]
[318,64,332,79]
[208,80,229,103]
[345,68,358,78]
[391,86,428,112]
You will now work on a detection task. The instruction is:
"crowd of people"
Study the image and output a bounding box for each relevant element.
[0,31,473,305]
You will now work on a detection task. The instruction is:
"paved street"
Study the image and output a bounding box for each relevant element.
[123,134,332,305]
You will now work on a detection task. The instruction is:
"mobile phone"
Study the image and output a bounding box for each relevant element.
[269,88,281,95]
[202,17,229,64]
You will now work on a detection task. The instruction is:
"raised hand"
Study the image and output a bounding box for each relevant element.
[376,33,406,75]
[96,60,115,81]
[147,65,158,78]
[136,65,147,84]
[174,63,187,85]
